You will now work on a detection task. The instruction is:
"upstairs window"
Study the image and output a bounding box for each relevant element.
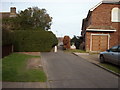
[111,7,120,22]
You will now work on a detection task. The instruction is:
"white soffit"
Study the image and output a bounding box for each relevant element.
[86,29,116,32]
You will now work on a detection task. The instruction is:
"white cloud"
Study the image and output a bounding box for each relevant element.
[1,0,102,3]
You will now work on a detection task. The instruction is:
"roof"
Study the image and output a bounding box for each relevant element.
[90,0,120,11]
[102,0,120,3]
[0,12,10,18]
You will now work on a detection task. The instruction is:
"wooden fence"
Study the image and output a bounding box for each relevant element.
[2,44,13,58]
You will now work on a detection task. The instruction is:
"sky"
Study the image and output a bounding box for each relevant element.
[0,0,102,38]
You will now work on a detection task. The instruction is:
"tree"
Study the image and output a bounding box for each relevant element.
[2,7,52,30]
[71,35,83,49]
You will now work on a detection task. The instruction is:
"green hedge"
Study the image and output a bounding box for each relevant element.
[13,30,58,52]
[2,30,58,52]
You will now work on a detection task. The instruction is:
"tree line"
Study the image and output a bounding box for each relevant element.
[2,7,52,30]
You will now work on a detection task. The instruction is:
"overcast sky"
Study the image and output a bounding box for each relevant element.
[1,0,102,38]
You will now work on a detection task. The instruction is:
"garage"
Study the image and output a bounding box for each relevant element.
[91,34,109,52]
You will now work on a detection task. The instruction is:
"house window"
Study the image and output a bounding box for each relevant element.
[111,7,120,22]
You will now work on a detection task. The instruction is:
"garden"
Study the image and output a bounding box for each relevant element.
[2,7,58,82]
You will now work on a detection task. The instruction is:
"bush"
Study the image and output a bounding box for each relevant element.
[71,36,83,49]
[13,30,58,52]
[63,36,70,49]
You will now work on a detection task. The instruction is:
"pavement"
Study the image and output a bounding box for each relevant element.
[73,52,120,76]
[73,53,99,64]
[41,50,119,88]
[2,82,47,88]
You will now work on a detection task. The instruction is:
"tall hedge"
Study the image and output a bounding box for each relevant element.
[13,30,58,52]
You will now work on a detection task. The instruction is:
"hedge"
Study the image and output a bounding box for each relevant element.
[3,30,58,52]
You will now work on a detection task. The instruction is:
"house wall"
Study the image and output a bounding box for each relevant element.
[85,3,120,52]
[91,3,119,26]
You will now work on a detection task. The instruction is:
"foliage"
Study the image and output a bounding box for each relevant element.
[2,7,52,30]
[100,63,120,74]
[71,35,83,49]
[63,36,70,49]
[2,29,58,52]
[13,30,58,52]
[65,49,86,53]
[2,53,47,82]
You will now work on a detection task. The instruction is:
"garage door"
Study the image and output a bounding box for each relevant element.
[92,35,108,51]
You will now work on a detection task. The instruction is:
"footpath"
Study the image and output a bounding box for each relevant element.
[73,52,120,77]
[73,53,99,64]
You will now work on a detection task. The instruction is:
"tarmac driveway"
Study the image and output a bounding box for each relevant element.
[41,51,119,88]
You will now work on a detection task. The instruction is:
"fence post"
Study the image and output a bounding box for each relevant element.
[54,46,57,52]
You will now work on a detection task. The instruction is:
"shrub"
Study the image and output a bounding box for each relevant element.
[13,30,58,52]
[63,36,70,49]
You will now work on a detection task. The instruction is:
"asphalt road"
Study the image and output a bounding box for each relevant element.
[41,50,119,88]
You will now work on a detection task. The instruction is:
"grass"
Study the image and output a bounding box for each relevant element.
[100,63,120,74]
[65,49,86,53]
[2,53,47,82]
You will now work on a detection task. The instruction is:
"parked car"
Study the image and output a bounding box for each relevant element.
[99,45,120,66]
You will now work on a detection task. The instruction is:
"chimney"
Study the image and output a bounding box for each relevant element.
[10,7,16,14]
[10,7,16,17]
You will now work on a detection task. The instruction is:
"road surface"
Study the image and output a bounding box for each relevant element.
[41,50,119,88]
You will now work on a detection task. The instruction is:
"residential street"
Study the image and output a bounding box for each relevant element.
[41,48,119,88]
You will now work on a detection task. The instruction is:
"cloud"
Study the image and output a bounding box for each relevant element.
[1,0,102,3]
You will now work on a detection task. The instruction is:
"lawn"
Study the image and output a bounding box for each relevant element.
[100,63,120,74]
[2,53,47,82]
[65,49,86,53]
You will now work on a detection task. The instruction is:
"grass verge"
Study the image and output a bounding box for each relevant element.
[2,53,47,82]
[100,63,120,74]
[65,49,86,53]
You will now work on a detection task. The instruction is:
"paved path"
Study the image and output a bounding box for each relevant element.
[41,51,118,88]
[2,82,46,88]
[74,53,99,64]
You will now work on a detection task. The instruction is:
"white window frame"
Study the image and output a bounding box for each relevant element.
[111,7,120,22]
[90,34,110,52]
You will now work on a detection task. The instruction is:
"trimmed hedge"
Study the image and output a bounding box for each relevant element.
[13,30,58,52]
[2,30,58,52]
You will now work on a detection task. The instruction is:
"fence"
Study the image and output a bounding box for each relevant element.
[2,44,13,58]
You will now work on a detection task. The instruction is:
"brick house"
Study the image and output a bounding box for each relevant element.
[1,7,17,57]
[0,7,17,19]
[81,0,120,52]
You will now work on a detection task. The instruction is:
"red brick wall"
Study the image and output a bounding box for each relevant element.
[85,3,120,51]
[91,4,119,26]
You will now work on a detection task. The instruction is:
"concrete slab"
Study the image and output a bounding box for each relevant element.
[2,82,47,88]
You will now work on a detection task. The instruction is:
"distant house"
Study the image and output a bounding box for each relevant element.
[0,7,17,19]
[81,0,120,52]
